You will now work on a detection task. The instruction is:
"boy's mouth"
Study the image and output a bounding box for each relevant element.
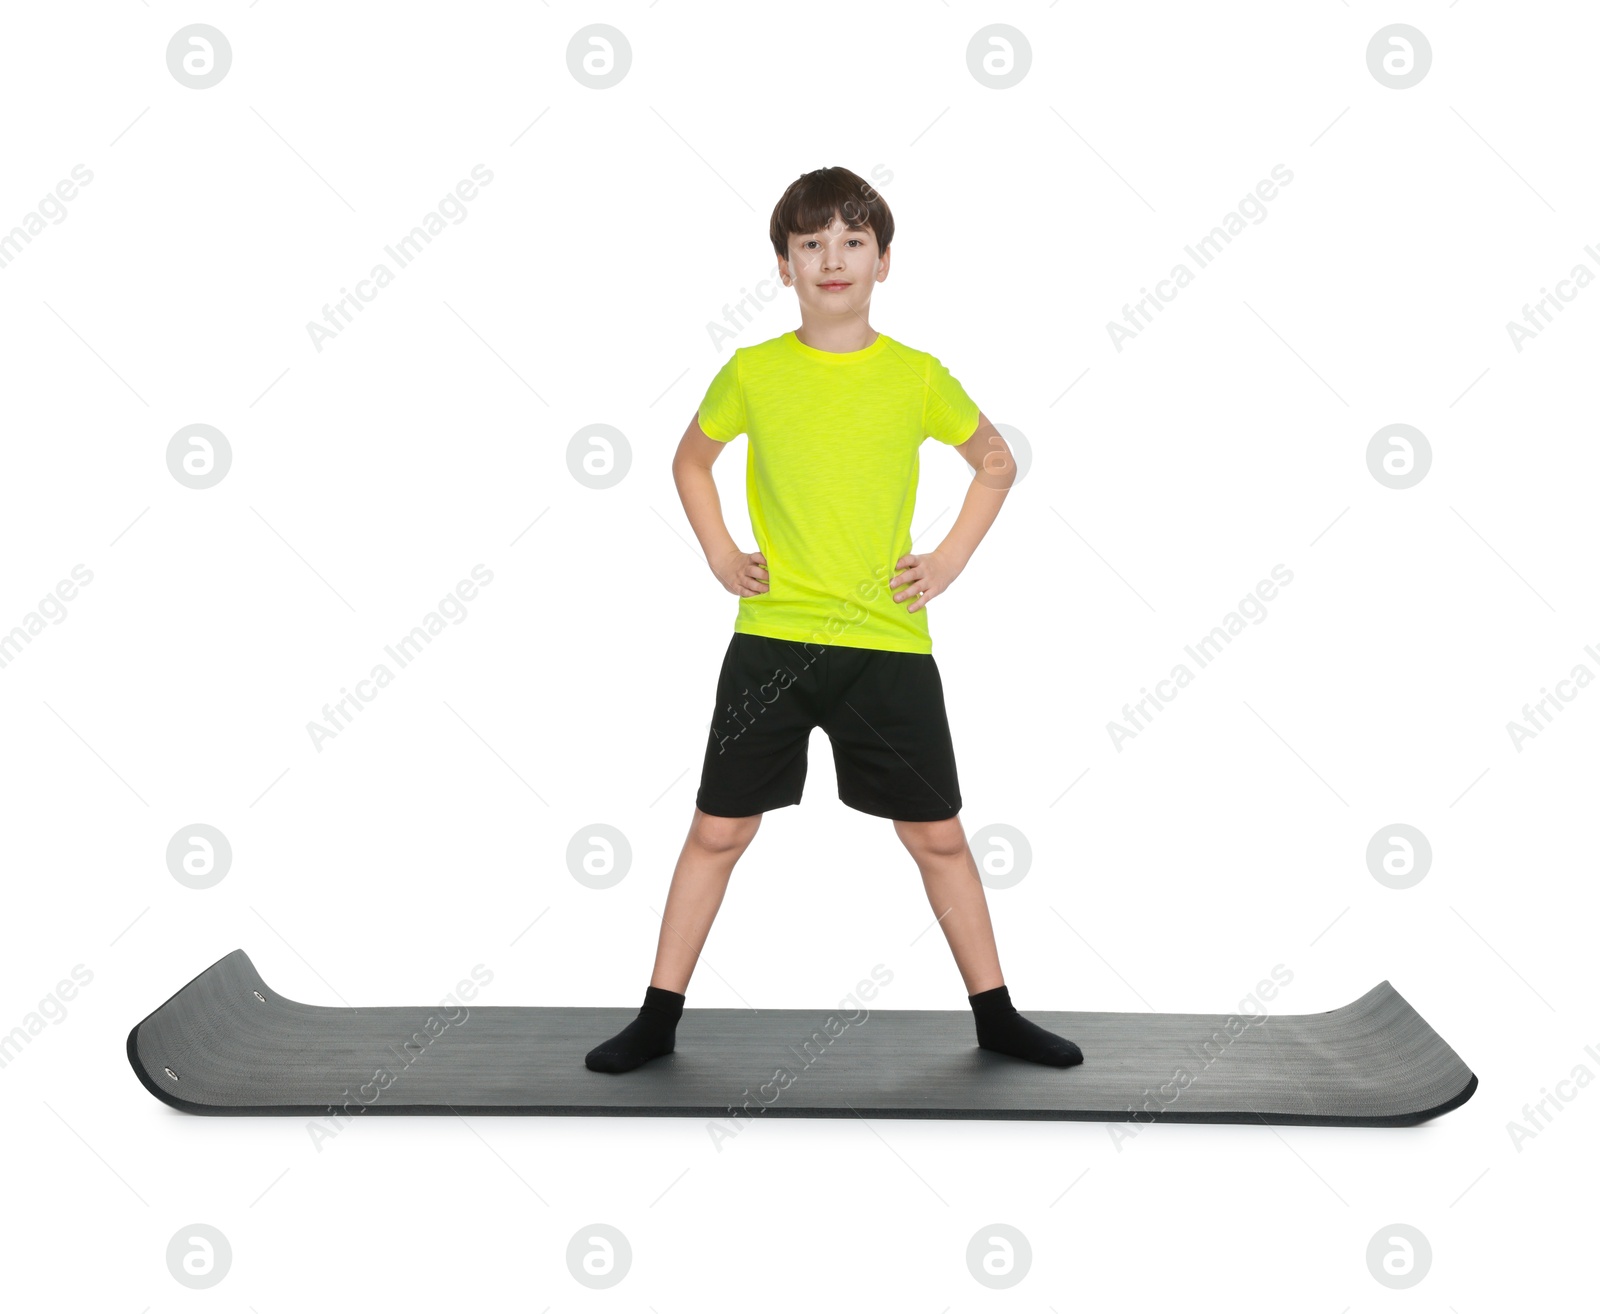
[819,281,851,291]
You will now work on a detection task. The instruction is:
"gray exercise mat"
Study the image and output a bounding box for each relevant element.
[127,949,1477,1126]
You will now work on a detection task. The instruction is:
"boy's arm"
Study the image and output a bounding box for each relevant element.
[672,413,770,597]
[892,410,1016,613]
[945,409,1016,554]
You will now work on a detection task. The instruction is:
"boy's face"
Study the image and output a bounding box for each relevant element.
[780,212,889,319]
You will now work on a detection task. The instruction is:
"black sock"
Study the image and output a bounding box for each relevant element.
[968,984,1083,1068]
[585,985,686,1073]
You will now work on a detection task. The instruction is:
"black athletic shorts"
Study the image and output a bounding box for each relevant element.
[695,632,962,822]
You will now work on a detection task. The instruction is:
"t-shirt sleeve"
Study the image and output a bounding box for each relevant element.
[696,351,746,441]
[922,353,981,445]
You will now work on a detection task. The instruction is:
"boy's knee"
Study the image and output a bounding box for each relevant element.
[895,815,967,859]
[691,808,761,853]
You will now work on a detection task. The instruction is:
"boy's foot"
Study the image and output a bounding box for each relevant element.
[585,985,686,1073]
[968,984,1083,1068]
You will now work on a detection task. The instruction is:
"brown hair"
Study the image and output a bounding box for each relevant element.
[769,166,894,265]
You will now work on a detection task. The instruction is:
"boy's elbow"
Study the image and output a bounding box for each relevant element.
[961,432,1017,485]
[672,450,714,489]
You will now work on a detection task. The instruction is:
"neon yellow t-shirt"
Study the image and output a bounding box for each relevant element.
[695,329,981,655]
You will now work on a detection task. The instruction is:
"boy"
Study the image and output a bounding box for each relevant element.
[585,167,1082,1074]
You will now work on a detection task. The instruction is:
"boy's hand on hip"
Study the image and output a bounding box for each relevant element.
[891,549,960,613]
[714,546,769,597]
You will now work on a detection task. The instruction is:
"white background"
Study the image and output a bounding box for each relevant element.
[1,2,1593,1308]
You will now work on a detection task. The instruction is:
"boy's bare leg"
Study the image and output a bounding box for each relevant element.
[894,815,1083,1067]
[893,816,1004,992]
[649,807,763,993]
[585,807,762,1072]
